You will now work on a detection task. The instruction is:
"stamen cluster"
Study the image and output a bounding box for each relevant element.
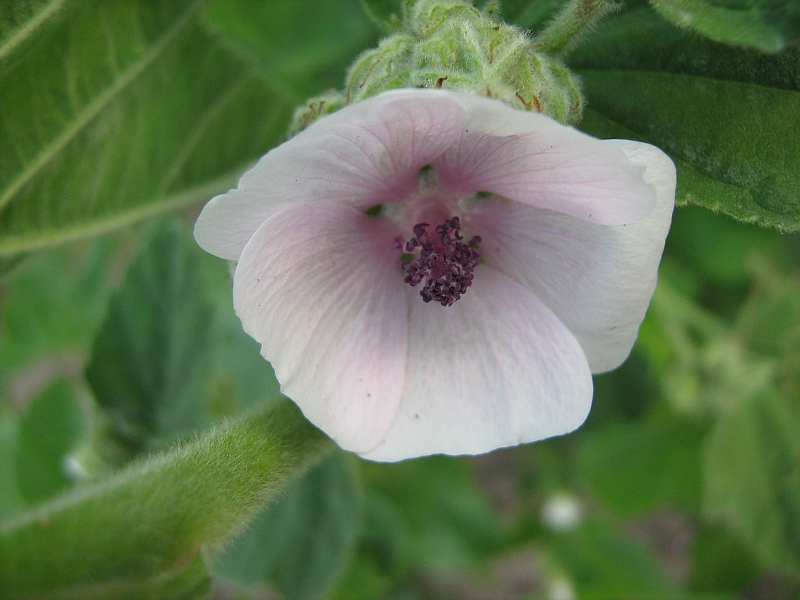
[400,217,482,307]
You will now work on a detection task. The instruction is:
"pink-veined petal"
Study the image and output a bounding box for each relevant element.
[233,201,409,453]
[362,266,593,462]
[433,92,656,225]
[196,90,467,260]
[472,140,676,373]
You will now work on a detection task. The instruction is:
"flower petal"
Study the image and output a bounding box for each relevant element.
[434,92,656,225]
[195,90,467,260]
[472,140,676,373]
[361,266,593,462]
[194,190,283,260]
[233,201,409,453]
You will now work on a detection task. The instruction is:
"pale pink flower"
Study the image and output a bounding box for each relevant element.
[194,89,675,462]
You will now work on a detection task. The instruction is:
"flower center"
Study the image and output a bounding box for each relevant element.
[396,217,482,307]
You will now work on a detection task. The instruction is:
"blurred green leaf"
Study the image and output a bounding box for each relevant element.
[703,393,800,574]
[359,0,404,29]
[79,554,213,600]
[0,401,330,600]
[197,250,282,415]
[501,0,565,29]
[649,0,800,52]
[0,407,26,518]
[737,263,800,395]
[359,0,565,32]
[0,0,71,68]
[572,7,800,231]
[588,350,658,427]
[202,0,378,97]
[0,0,289,256]
[0,255,25,281]
[640,265,781,417]
[362,456,503,574]
[0,238,116,373]
[215,451,362,600]
[688,523,761,594]
[739,271,800,355]
[550,518,678,596]
[15,378,85,504]
[85,224,213,453]
[667,206,781,286]
[1,553,213,600]
[576,413,705,515]
[330,491,409,600]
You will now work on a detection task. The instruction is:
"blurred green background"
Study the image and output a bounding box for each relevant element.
[1,0,799,599]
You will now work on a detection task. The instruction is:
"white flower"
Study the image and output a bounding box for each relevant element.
[195,89,675,462]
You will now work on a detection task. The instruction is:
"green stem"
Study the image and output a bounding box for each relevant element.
[0,401,331,599]
[535,0,618,58]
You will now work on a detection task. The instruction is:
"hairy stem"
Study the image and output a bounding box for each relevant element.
[0,401,331,599]
[535,0,618,58]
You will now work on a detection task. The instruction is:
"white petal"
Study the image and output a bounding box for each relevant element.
[472,140,676,373]
[233,201,409,453]
[361,267,593,462]
[433,92,656,225]
[194,190,283,260]
[196,90,467,260]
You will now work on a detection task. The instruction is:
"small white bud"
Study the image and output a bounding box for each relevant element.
[541,493,583,531]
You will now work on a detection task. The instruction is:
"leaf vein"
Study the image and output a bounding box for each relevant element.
[0,1,200,213]
[0,0,70,65]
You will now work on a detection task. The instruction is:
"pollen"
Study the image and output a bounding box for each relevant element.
[399,217,482,307]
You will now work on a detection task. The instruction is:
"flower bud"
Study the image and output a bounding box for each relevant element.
[289,0,584,134]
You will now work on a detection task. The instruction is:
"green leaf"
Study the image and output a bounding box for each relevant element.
[0,407,26,518]
[649,0,800,52]
[640,269,780,416]
[202,0,378,98]
[198,249,282,415]
[215,451,363,600]
[362,455,503,574]
[0,254,25,281]
[359,0,404,29]
[666,205,780,286]
[0,401,331,599]
[571,8,800,231]
[0,0,72,68]
[736,263,800,388]
[15,378,85,504]
[0,0,290,256]
[587,350,658,426]
[575,413,705,515]
[330,492,409,600]
[703,393,800,574]
[549,518,678,596]
[360,0,566,31]
[501,0,565,30]
[85,224,214,452]
[72,554,213,600]
[688,523,761,594]
[0,237,116,373]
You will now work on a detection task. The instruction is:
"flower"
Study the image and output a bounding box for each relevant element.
[194,89,675,462]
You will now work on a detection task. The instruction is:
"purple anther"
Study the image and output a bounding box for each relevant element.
[400,217,482,307]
